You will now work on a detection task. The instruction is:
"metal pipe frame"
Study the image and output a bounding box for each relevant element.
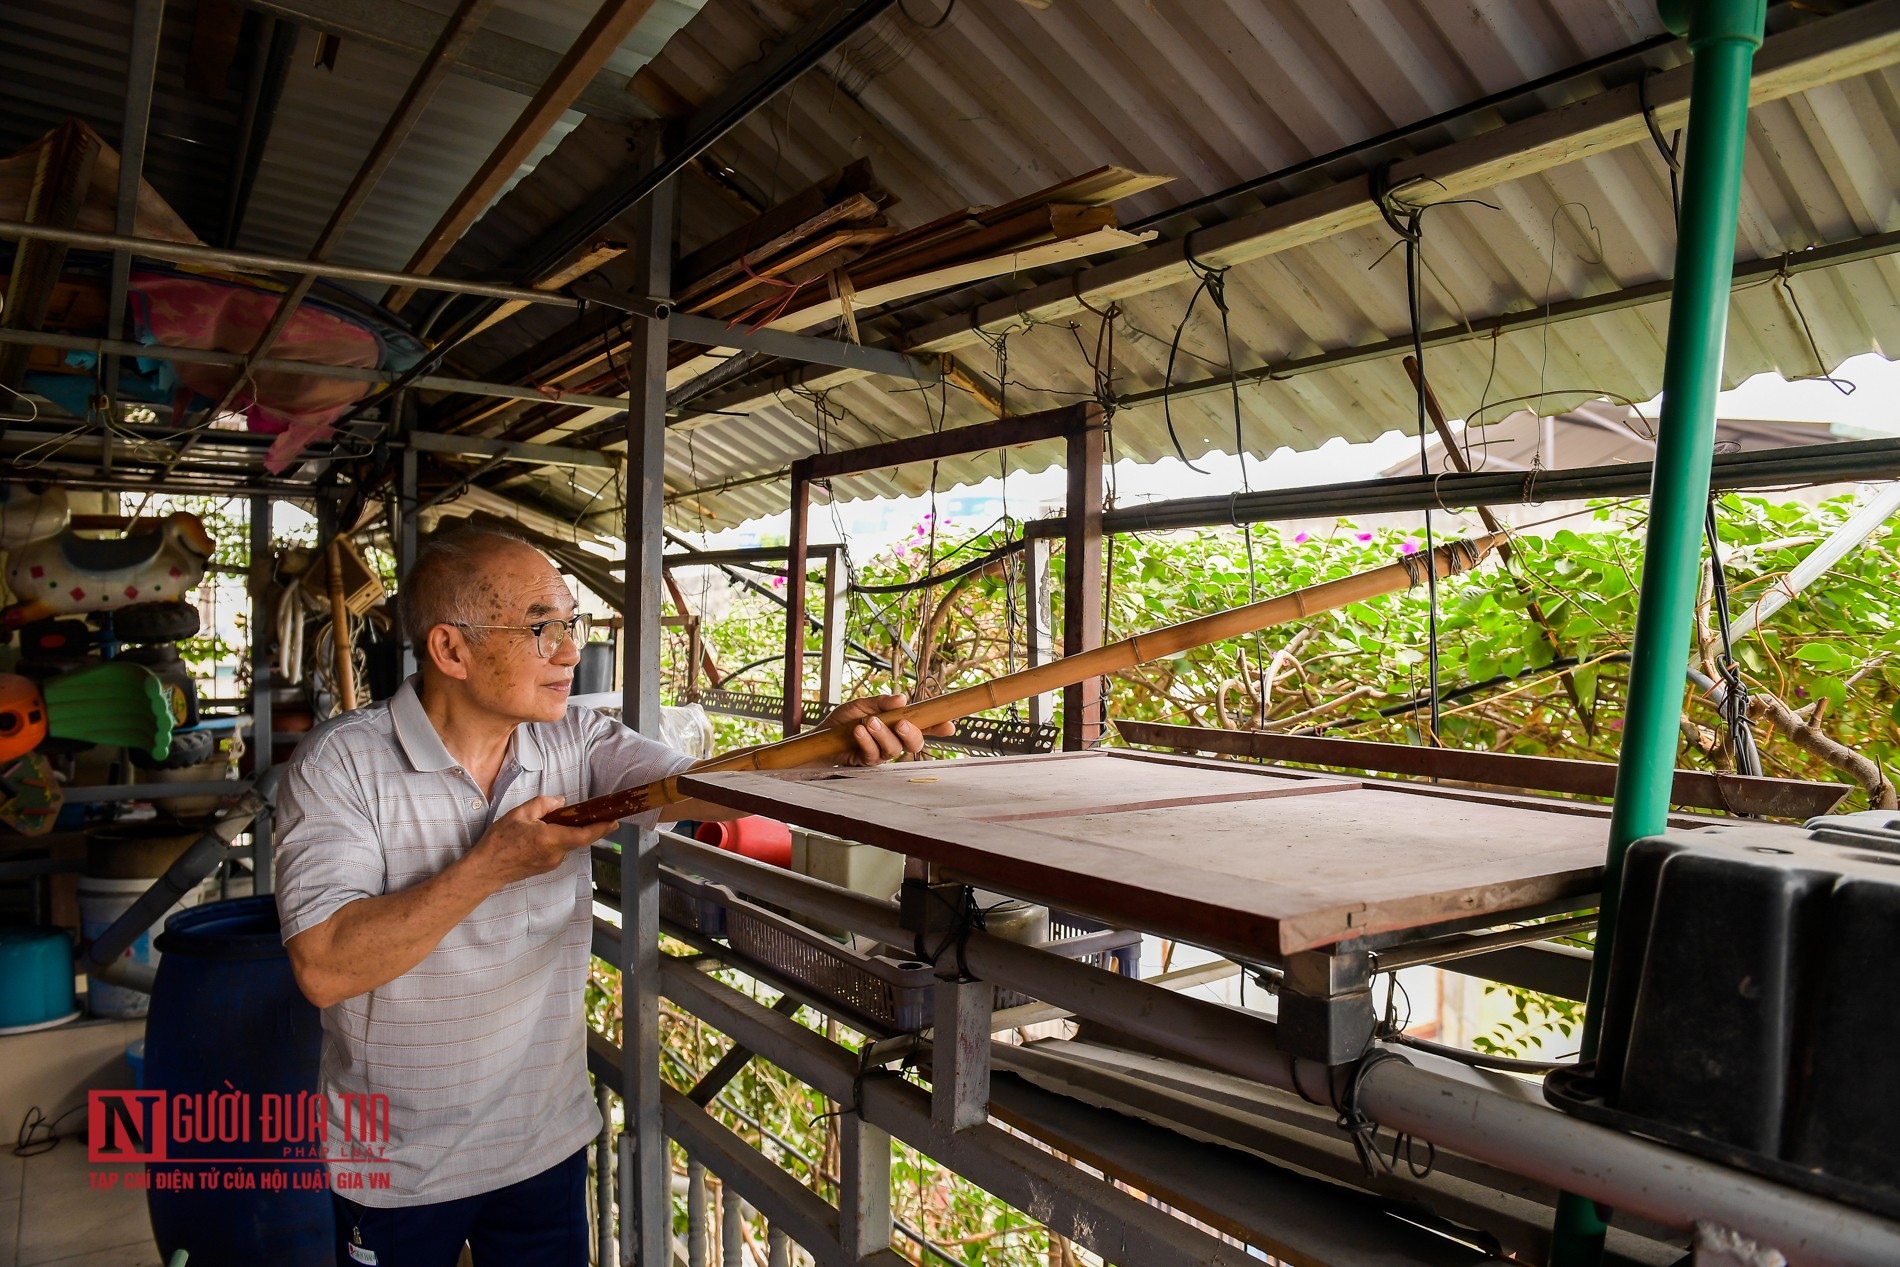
[507,0,903,285]
[102,0,166,470]
[628,829,1900,1264]
[617,152,672,1267]
[0,327,630,413]
[249,496,276,892]
[0,220,590,308]
[656,960,1241,1267]
[782,404,1103,737]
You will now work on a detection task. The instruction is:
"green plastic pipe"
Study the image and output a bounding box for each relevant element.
[1549,3,1765,1264]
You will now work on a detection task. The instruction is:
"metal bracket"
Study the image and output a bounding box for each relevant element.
[1277,948,1376,1066]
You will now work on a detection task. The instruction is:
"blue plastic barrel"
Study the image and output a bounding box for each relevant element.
[144,896,334,1265]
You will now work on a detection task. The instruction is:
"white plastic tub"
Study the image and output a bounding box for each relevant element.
[77,875,206,1018]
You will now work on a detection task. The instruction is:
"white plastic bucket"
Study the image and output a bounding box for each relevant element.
[77,876,206,1018]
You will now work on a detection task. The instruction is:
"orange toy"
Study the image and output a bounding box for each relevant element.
[0,674,48,762]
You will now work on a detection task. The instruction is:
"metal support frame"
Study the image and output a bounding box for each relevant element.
[164,0,496,477]
[1114,720,1852,820]
[594,1083,615,1266]
[102,0,166,460]
[915,882,992,1136]
[782,471,815,738]
[407,429,618,470]
[0,221,595,309]
[1276,948,1374,1066]
[578,282,935,383]
[1556,5,1769,1263]
[818,550,847,719]
[618,156,674,1267]
[386,0,661,312]
[1023,531,1056,728]
[249,496,275,892]
[838,1112,893,1260]
[0,327,631,415]
[1062,419,1104,750]
[930,977,992,1134]
[782,405,1104,738]
[633,829,1900,1265]
[397,446,420,677]
[506,0,902,286]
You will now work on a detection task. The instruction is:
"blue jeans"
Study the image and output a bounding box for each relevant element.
[332,1148,589,1267]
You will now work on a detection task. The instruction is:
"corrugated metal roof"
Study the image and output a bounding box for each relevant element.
[430,0,1900,533]
[237,0,707,275]
[0,0,252,242]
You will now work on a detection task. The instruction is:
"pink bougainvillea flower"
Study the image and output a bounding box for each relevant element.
[771,575,786,589]
[1292,531,1311,544]
[1355,531,1374,542]
[1400,538,1421,554]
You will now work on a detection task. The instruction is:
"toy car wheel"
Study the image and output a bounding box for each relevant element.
[113,602,200,643]
[129,726,217,771]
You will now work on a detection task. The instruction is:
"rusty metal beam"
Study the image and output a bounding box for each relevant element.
[386,0,661,311]
[1113,721,1849,820]
[1063,414,1104,750]
[801,404,1099,481]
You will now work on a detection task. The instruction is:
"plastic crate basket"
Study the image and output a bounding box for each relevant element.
[657,869,730,940]
[720,891,1141,1033]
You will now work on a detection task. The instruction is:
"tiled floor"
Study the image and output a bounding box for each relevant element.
[2,1142,160,1267]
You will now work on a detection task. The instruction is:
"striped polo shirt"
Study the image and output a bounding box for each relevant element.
[274,676,692,1206]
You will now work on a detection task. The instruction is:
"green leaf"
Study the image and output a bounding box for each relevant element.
[1815,677,1847,710]
[1794,642,1849,669]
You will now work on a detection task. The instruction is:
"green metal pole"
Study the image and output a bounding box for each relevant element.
[1548,3,1765,1264]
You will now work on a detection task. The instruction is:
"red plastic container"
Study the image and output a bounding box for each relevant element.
[695,817,793,869]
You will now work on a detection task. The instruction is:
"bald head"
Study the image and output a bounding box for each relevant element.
[399,528,549,648]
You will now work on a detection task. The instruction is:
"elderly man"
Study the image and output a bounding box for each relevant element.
[275,529,940,1267]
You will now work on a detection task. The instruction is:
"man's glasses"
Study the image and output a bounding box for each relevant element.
[458,614,591,658]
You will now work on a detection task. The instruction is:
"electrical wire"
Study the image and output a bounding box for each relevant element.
[1370,167,1446,744]
[1703,499,1763,776]
[1388,1031,1579,1074]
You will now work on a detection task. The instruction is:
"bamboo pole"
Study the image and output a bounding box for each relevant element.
[1402,355,1594,735]
[550,534,1505,826]
[326,538,358,714]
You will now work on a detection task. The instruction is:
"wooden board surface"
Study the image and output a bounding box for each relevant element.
[679,750,1608,958]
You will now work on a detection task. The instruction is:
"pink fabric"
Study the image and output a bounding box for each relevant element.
[132,271,382,471]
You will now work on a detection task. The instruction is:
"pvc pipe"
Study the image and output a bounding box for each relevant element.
[0,219,582,307]
[80,786,269,979]
[1360,1061,1900,1267]
[1728,482,1900,639]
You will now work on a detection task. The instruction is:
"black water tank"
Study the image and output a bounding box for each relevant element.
[1547,822,1900,1218]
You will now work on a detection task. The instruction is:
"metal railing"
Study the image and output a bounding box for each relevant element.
[580,829,1900,1266]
